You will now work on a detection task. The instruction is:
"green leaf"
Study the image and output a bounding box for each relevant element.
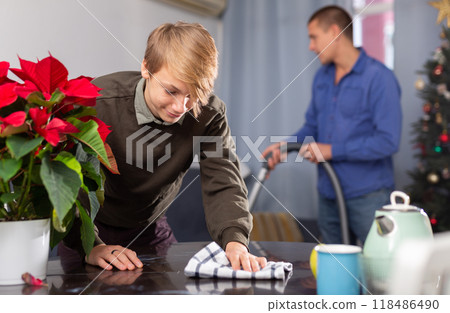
[50,207,74,249]
[30,185,52,217]
[40,155,81,224]
[26,92,49,107]
[27,89,65,107]
[67,118,111,168]
[75,142,89,162]
[54,151,84,188]
[52,208,67,233]
[88,191,100,221]
[0,158,22,181]
[0,191,22,204]
[30,164,43,184]
[65,106,97,119]
[81,161,102,189]
[49,89,65,104]
[77,200,95,257]
[96,188,104,207]
[6,136,43,159]
[0,207,8,218]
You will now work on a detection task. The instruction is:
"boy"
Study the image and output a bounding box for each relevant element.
[63,22,266,272]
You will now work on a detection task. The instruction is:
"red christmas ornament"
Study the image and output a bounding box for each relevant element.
[440,133,449,143]
[431,218,438,226]
[423,103,432,113]
[434,64,443,76]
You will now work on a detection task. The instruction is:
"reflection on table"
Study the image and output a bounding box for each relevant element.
[0,241,316,295]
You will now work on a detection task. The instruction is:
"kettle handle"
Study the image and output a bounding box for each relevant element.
[390,191,410,205]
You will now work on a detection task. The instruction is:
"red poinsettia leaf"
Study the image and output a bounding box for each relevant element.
[22,272,47,286]
[54,103,74,116]
[14,80,40,100]
[0,62,14,85]
[1,111,26,127]
[62,77,101,99]
[103,142,120,174]
[0,82,18,109]
[62,96,98,107]
[72,75,94,82]
[34,127,60,147]
[35,55,68,94]
[29,107,50,127]
[0,76,15,85]
[13,55,68,95]
[14,57,37,84]
[79,116,111,142]
[0,61,9,77]
[47,117,79,134]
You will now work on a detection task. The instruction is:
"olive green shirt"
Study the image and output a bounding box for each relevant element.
[77,71,252,252]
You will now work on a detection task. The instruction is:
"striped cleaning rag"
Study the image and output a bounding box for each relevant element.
[184,242,293,280]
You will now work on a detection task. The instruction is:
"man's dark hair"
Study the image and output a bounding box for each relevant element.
[308,5,353,41]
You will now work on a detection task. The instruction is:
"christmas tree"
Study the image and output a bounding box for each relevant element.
[407,25,450,232]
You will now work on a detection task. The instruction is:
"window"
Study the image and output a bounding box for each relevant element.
[353,0,395,69]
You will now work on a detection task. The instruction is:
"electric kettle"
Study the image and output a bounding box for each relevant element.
[362,190,433,294]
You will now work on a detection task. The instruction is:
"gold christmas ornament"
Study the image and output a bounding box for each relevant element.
[430,0,450,27]
[436,112,443,124]
[427,172,440,184]
[415,77,425,90]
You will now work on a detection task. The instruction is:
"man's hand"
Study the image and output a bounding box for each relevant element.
[261,142,287,176]
[300,142,332,163]
[225,241,267,272]
[85,244,143,271]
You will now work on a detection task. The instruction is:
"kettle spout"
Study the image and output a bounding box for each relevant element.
[375,215,395,236]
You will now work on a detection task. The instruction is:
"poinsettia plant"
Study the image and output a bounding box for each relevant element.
[0,54,118,256]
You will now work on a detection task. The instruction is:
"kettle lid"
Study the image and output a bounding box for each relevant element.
[382,191,418,211]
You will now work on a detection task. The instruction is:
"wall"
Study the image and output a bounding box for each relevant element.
[0,0,222,79]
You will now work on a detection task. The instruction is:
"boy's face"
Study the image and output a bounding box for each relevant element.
[141,63,194,124]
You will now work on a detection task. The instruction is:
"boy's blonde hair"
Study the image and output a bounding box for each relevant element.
[144,22,218,117]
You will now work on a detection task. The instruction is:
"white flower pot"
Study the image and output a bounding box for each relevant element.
[0,218,50,285]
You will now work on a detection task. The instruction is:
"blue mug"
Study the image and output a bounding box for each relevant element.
[315,244,362,295]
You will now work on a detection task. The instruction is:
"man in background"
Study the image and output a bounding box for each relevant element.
[263,5,402,244]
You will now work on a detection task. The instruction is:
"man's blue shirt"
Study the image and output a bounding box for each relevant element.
[293,48,402,199]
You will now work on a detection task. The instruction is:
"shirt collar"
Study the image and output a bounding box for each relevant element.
[351,47,367,74]
[134,78,185,126]
[323,47,367,76]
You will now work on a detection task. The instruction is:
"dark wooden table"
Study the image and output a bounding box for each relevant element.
[0,241,317,295]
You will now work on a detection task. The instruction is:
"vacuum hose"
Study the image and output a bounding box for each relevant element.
[248,142,350,245]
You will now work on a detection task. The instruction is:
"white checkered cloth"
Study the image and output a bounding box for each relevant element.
[184,242,293,280]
